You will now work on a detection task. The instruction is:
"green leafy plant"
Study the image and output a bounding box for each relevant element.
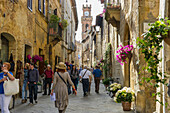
[102,78,110,86]
[103,43,111,78]
[137,18,170,104]
[50,15,60,23]
[49,15,60,31]
[61,19,68,29]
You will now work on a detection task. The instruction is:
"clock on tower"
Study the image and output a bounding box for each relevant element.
[81,4,93,40]
[84,11,89,16]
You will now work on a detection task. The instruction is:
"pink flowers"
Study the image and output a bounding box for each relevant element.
[32,55,43,64]
[116,45,133,65]
[27,55,32,60]
[100,8,106,17]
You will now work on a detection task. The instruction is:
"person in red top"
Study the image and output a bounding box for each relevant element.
[43,64,54,95]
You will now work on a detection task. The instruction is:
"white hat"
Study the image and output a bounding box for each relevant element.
[47,64,51,67]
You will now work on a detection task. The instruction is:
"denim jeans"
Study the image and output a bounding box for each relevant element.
[82,79,89,95]
[72,78,78,91]
[0,94,12,113]
[44,78,52,94]
[22,80,27,100]
[28,82,37,103]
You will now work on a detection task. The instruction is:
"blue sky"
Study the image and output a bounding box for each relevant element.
[75,0,103,41]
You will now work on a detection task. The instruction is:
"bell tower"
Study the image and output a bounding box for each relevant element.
[81,4,93,40]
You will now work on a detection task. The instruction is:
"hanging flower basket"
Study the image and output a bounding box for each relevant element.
[116,45,133,65]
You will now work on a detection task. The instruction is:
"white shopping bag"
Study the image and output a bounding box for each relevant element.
[50,93,56,101]
[51,83,53,90]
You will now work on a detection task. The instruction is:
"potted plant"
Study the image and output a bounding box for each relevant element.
[116,45,133,65]
[61,19,68,29]
[37,82,42,93]
[114,87,135,111]
[107,83,122,98]
[103,78,110,88]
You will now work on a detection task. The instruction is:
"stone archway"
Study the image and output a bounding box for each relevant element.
[0,32,16,62]
[123,23,131,87]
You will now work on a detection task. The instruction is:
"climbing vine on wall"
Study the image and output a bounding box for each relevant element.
[137,18,170,105]
[103,43,111,78]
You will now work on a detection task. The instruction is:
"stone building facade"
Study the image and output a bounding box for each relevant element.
[100,0,170,112]
[0,0,49,75]
[61,0,78,64]
[75,41,82,68]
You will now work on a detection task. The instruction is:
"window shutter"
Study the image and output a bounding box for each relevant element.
[27,0,29,8]
[43,0,45,15]
[30,0,32,10]
[38,0,41,11]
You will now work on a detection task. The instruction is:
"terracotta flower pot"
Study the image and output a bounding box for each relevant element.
[122,101,131,111]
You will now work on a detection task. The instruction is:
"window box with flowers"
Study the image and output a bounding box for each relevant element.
[114,87,135,111]
[116,45,133,65]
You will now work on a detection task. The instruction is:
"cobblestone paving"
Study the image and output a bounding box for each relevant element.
[11,82,134,113]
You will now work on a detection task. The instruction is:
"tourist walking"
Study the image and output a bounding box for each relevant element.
[43,64,54,95]
[93,66,102,93]
[0,62,15,113]
[28,63,39,104]
[51,62,77,113]
[79,66,92,97]
[21,63,29,103]
[87,67,93,94]
[71,65,79,93]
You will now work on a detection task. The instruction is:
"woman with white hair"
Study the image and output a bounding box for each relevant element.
[43,64,54,95]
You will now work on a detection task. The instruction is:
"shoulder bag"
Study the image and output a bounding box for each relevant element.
[80,69,88,83]
[57,72,67,86]
[3,78,19,96]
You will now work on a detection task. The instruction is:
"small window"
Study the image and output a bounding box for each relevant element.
[54,9,57,15]
[38,0,41,12]
[27,0,32,11]
[86,24,89,31]
[43,0,45,15]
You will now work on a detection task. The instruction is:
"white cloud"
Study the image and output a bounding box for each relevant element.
[75,0,104,41]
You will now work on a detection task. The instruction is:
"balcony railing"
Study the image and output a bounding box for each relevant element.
[106,0,120,9]
[105,0,120,26]
[49,23,62,37]
[49,23,63,45]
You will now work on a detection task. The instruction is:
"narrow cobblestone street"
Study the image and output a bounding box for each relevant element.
[11,82,134,113]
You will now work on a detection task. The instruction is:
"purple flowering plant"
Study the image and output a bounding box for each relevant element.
[116,45,133,65]
[32,55,43,64]
[27,54,32,60]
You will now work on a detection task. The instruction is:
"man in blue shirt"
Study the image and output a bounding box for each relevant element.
[93,65,102,93]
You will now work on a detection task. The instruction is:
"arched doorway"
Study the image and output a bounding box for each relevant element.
[123,23,131,87]
[0,33,16,62]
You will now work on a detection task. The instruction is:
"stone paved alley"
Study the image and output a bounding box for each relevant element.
[11,82,134,113]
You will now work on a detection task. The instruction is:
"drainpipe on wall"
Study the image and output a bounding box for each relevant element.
[159,0,166,113]
[47,0,50,44]
[34,0,36,44]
